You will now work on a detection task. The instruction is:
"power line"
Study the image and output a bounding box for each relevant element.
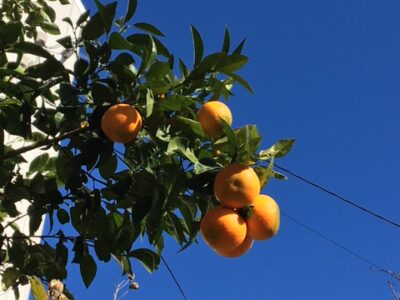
[282,211,384,272]
[274,163,400,229]
[282,211,400,284]
[161,255,188,300]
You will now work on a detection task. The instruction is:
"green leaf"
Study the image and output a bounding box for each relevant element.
[57,36,73,49]
[145,61,170,80]
[28,205,44,235]
[99,153,117,180]
[166,137,198,163]
[43,3,57,22]
[30,276,47,300]
[2,268,20,289]
[232,38,246,54]
[91,82,113,105]
[134,22,164,37]
[94,0,117,34]
[227,72,254,94]
[258,139,295,159]
[221,26,230,53]
[272,170,288,180]
[76,10,90,27]
[81,11,104,40]
[56,240,69,266]
[80,253,97,288]
[190,52,225,78]
[94,240,111,262]
[166,212,186,244]
[10,42,53,59]
[235,125,261,163]
[138,35,157,74]
[217,54,248,73]
[194,158,220,175]
[0,23,22,45]
[219,118,237,158]
[39,22,60,35]
[113,254,132,275]
[124,0,137,24]
[191,25,204,66]
[29,153,49,174]
[175,116,204,138]
[178,58,190,78]
[109,32,141,54]
[26,58,64,80]
[157,96,195,112]
[30,173,46,194]
[146,89,155,118]
[254,163,273,188]
[57,208,70,224]
[129,248,160,273]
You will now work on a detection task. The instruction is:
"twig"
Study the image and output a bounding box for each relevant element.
[388,281,400,300]
[0,126,86,162]
[113,279,130,300]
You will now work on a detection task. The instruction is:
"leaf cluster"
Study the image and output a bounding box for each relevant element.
[0,0,294,297]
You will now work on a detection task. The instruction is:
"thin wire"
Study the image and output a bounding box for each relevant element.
[282,211,384,271]
[283,211,400,282]
[161,255,188,300]
[274,163,400,229]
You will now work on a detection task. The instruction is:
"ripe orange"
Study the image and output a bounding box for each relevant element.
[200,206,247,253]
[216,235,253,258]
[101,103,142,143]
[196,100,232,138]
[213,163,260,209]
[246,194,280,241]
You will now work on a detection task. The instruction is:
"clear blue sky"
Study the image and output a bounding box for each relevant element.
[64,0,400,299]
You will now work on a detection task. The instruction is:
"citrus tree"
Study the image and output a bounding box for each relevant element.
[0,0,294,298]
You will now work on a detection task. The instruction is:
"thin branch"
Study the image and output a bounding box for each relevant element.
[0,126,86,162]
[388,281,400,300]
[113,279,130,300]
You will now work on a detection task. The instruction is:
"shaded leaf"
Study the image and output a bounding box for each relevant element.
[80,253,97,288]
[57,208,70,224]
[232,37,246,54]
[227,72,254,94]
[191,25,203,66]
[29,153,49,174]
[76,10,90,27]
[129,248,160,273]
[2,268,19,289]
[124,0,137,24]
[166,137,198,163]
[134,22,164,37]
[10,42,52,59]
[175,116,204,138]
[221,27,230,53]
[217,54,248,73]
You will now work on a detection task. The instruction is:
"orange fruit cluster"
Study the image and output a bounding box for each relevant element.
[198,101,280,258]
[101,103,142,143]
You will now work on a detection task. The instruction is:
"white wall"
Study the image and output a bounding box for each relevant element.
[0,0,85,299]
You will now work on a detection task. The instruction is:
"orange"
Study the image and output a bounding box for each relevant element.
[213,164,260,209]
[101,103,142,143]
[196,100,232,138]
[216,236,253,258]
[200,206,247,254]
[246,194,280,241]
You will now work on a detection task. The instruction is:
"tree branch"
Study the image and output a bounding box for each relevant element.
[0,126,87,162]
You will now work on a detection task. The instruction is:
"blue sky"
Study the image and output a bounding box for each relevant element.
[62,0,400,299]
